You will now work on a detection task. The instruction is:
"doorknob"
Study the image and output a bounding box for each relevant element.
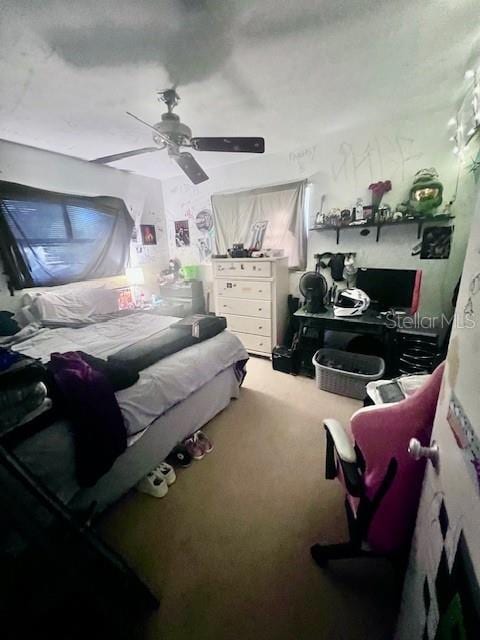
[408,438,439,468]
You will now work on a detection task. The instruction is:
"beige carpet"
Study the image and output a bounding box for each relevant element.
[99,357,400,640]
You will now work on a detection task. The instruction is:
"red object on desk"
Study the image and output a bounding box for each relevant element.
[118,288,134,310]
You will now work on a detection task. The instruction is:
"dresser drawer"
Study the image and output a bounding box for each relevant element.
[214,261,272,278]
[231,331,271,353]
[216,279,271,300]
[216,298,271,318]
[224,314,271,337]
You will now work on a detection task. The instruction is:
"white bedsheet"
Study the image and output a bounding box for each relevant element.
[11,313,176,360]
[13,313,248,438]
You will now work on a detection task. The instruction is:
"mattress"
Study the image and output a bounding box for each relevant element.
[12,312,248,438]
[14,365,242,509]
[11,313,248,509]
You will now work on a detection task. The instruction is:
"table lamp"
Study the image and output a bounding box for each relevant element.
[126,267,145,307]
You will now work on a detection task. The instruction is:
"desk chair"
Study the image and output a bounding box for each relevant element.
[311,361,445,567]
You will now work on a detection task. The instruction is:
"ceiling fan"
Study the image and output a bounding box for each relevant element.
[90,89,265,184]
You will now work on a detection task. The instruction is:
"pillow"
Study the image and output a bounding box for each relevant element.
[29,286,119,324]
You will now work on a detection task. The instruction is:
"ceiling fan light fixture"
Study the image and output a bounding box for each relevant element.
[90,90,265,183]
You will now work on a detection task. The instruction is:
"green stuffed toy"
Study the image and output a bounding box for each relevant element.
[408,168,443,216]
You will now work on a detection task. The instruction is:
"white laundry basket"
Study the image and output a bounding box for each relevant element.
[313,348,385,400]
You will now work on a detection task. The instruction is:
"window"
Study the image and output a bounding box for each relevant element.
[0,182,133,289]
[211,180,307,269]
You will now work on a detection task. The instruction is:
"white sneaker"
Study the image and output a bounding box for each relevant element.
[136,471,169,498]
[153,462,176,486]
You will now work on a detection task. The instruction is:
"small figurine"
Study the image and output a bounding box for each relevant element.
[325,208,342,225]
[376,204,392,223]
[354,197,364,221]
[315,194,327,226]
[443,198,455,216]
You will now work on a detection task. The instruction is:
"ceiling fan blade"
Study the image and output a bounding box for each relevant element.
[126,111,172,146]
[190,137,265,153]
[90,147,161,164]
[174,152,209,184]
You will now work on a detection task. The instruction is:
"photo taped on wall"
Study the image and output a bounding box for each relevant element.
[175,220,190,247]
[140,224,157,245]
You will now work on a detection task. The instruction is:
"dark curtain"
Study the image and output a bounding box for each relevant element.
[0,181,134,290]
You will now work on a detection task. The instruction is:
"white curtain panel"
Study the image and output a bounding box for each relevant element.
[211,180,307,269]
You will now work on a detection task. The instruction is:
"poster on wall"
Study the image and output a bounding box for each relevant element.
[197,235,212,261]
[195,209,213,233]
[140,224,157,245]
[175,220,190,247]
[195,209,214,260]
[420,226,452,259]
[447,393,480,492]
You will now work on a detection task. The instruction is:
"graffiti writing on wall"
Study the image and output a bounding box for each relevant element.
[331,135,423,187]
[289,145,317,173]
[168,182,202,198]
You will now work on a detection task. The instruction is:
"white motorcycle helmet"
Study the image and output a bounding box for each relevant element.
[333,287,370,317]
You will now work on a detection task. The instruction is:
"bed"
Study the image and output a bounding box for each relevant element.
[7,295,248,512]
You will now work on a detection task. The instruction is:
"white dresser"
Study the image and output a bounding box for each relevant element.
[212,257,289,357]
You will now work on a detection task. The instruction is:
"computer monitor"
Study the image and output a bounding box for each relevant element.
[355,268,420,311]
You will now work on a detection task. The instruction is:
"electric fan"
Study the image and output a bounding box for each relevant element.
[299,271,328,313]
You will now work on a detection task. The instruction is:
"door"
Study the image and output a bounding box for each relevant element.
[395,193,480,638]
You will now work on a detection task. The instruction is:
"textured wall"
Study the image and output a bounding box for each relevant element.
[161,113,475,317]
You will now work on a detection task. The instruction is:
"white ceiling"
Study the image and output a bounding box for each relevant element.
[1,0,479,181]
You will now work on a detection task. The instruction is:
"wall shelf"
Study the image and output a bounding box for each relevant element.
[309,215,455,244]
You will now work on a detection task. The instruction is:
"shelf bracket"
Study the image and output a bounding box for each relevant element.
[417,221,424,239]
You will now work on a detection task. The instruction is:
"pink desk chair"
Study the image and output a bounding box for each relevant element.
[311,361,445,567]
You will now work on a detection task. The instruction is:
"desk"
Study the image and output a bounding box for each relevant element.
[294,305,397,374]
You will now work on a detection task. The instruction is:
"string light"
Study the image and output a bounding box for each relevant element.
[449,64,479,156]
